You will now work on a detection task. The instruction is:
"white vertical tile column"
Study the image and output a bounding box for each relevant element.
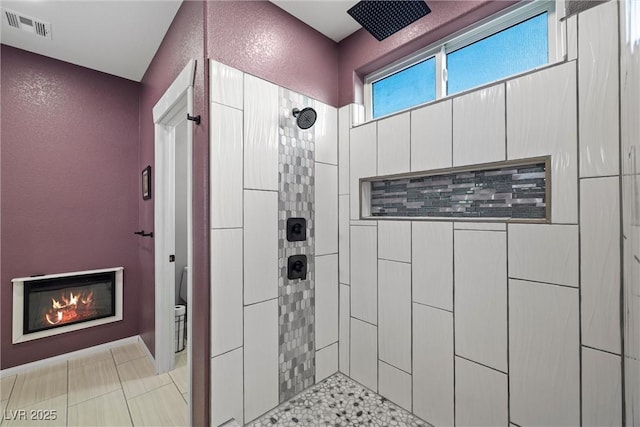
[350,318,378,391]
[244,190,278,305]
[316,254,339,350]
[314,101,338,166]
[508,224,579,287]
[244,74,278,191]
[316,343,339,382]
[378,112,410,175]
[378,221,411,263]
[455,357,508,427]
[339,195,350,284]
[582,347,622,426]
[411,100,452,172]
[244,299,278,422]
[338,106,351,196]
[413,303,453,427]
[350,123,377,221]
[453,84,506,166]
[378,260,411,373]
[211,229,243,356]
[578,0,619,177]
[339,283,350,375]
[210,61,245,425]
[581,177,621,354]
[211,348,244,426]
[350,226,377,324]
[412,222,453,311]
[210,103,243,229]
[509,279,580,426]
[210,60,243,110]
[507,62,578,224]
[454,230,507,372]
[378,361,412,411]
[316,163,338,256]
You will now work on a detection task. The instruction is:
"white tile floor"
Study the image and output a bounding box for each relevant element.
[0,342,188,427]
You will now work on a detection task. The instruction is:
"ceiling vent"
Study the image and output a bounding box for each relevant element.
[2,8,52,39]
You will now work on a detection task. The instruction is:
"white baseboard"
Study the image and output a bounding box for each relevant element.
[0,335,142,378]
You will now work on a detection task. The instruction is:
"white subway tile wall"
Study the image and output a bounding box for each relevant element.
[582,347,622,426]
[509,279,580,426]
[378,260,412,373]
[336,4,622,421]
[316,343,339,382]
[413,303,454,426]
[581,176,621,354]
[453,84,506,167]
[454,357,508,427]
[377,112,410,175]
[378,361,412,412]
[578,0,620,178]
[454,230,507,372]
[410,100,453,172]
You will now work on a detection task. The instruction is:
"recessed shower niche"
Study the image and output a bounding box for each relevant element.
[360,156,550,222]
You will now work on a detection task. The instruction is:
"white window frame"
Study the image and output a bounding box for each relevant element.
[364,0,565,121]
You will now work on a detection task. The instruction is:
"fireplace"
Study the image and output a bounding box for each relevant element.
[12,267,123,344]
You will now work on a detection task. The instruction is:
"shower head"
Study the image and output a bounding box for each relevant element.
[292,107,317,130]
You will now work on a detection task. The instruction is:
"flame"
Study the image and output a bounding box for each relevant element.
[43,290,97,326]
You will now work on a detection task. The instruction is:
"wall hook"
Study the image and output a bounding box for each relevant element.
[187,114,201,125]
[134,230,154,238]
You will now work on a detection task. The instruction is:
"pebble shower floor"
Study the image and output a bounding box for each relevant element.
[248,373,430,427]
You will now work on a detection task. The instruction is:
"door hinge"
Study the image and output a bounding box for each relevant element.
[169,255,175,262]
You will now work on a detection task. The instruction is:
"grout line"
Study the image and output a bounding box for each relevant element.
[378,257,411,265]
[379,359,413,377]
[453,228,506,233]
[574,43,584,427]
[66,360,69,427]
[582,344,623,358]
[454,355,508,376]
[412,301,453,314]
[211,346,244,360]
[508,276,578,290]
[350,315,378,329]
[112,351,136,426]
[452,221,456,426]
[506,225,511,424]
[409,219,414,412]
[243,296,278,308]
[316,341,339,353]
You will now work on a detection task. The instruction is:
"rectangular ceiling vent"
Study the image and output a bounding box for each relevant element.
[2,8,52,39]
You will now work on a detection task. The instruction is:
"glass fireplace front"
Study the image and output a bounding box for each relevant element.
[23,271,116,334]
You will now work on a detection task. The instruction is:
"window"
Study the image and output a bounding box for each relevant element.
[366,1,560,119]
[447,13,548,95]
[372,57,436,118]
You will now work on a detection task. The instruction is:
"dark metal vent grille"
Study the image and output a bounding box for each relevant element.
[347,0,431,41]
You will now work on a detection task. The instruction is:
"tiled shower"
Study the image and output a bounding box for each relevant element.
[209,1,639,425]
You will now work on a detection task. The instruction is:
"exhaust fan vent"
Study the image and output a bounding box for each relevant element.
[2,8,52,39]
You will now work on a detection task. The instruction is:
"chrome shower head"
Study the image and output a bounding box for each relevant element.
[292,107,317,130]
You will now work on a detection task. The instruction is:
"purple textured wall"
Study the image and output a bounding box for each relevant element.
[337,0,516,106]
[138,1,209,424]
[0,45,140,369]
[206,0,339,106]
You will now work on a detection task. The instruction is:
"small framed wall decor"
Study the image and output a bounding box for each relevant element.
[142,166,152,200]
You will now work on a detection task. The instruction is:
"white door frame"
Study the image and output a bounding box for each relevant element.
[152,60,195,391]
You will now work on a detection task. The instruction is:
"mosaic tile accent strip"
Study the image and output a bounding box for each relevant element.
[248,373,430,427]
[278,88,316,402]
[369,160,548,219]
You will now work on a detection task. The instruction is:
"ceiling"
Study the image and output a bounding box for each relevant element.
[0,0,182,82]
[270,0,360,42]
[0,0,360,82]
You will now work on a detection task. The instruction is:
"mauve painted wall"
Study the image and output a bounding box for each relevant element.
[206,0,339,106]
[337,0,516,106]
[0,45,140,369]
[138,1,209,424]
